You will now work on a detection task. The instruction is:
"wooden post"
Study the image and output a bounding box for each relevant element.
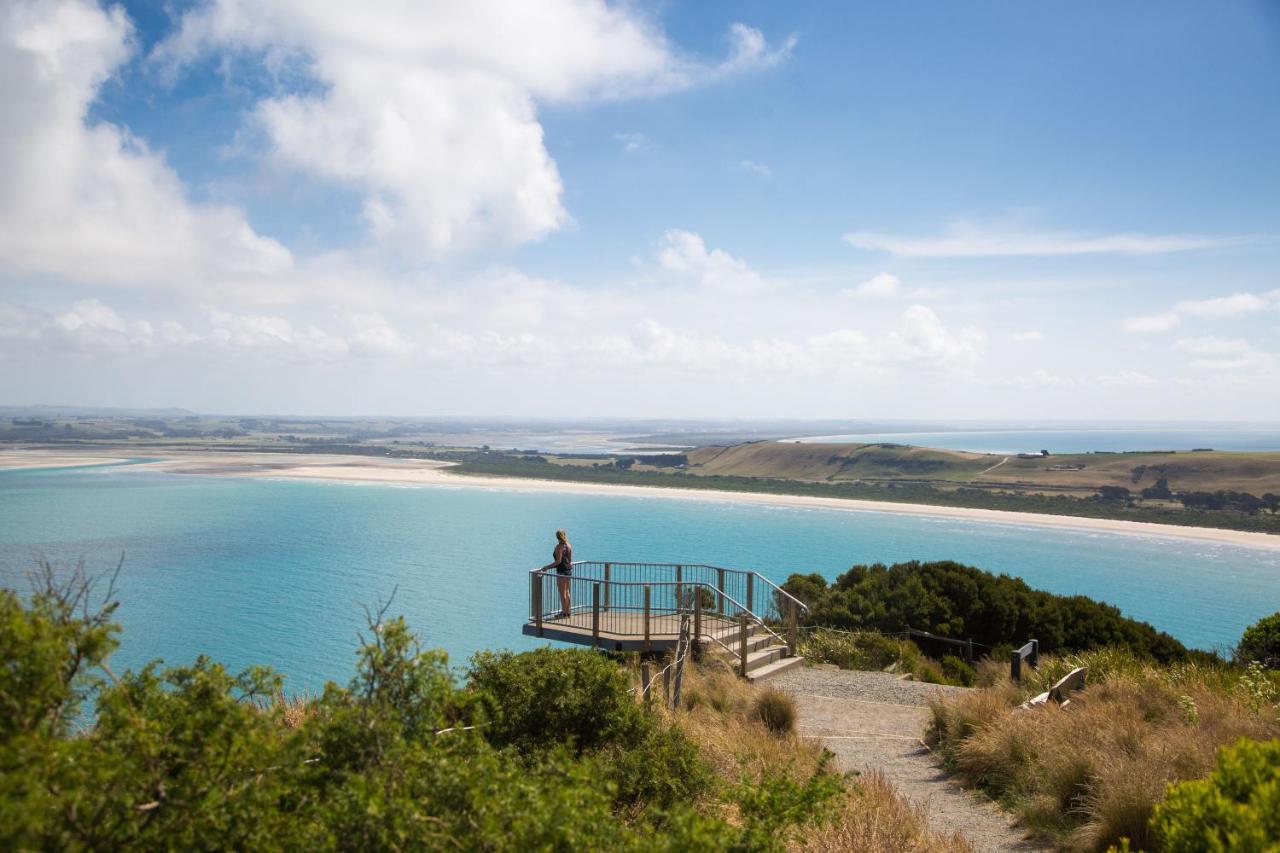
[662,660,671,703]
[739,614,749,677]
[603,563,611,612]
[592,583,600,648]
[787,599,797,657]
[641,663,653,708]
[716,568,725,614]
[675,564,683,610]
[532,572,543,637]
[746,573,754,614]
[1030,639,1039,669]
[1010,649,1021,682]
[694,589,702,641]
[643,585,651,651]
[965,638,973,663]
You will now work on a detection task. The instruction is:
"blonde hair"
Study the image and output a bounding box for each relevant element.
[556,529,569,546]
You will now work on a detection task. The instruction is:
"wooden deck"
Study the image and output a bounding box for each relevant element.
[522,609,742,652]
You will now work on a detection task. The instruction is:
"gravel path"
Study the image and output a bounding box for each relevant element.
[771,668,1043,853]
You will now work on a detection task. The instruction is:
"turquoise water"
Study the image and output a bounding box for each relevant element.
[796,428,1280,454]
[1,465,1277,692]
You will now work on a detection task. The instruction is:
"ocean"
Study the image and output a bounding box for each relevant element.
[794,428,1280,454]
[2,463,1277,692]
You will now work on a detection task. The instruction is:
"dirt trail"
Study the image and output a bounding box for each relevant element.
[771,668,1043,853]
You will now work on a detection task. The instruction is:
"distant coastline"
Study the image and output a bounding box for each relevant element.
[5,449,1277,552]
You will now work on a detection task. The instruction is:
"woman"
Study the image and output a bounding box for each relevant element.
[541,529,573,618]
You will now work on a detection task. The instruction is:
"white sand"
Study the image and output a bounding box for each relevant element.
[120,451,1280,552]
[0,450,127,470]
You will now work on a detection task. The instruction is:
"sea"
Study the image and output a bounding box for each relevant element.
[794,427,1280,455]
[1,462,1277,693]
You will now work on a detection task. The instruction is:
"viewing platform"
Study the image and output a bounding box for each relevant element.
[523,561,808,680]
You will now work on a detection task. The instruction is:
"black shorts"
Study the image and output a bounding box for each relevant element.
[555,566,572,575]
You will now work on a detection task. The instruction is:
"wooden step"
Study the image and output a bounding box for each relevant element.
[745,645,787,671]
[745,655,804,682]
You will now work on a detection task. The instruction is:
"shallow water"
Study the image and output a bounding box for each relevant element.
[1,465,1276,691]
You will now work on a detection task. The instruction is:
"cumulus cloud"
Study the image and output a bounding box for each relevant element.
[656,230,765,293]
[841,272,901,299]
[157,1,793,257]
[0,0,291,289]
[739,159,772,178]
[1176,336,1275,371]
[844,220,1243,258]
[1123,289,1280,333]
[615,132,649,154]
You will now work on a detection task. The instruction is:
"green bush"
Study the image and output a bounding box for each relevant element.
[1151,737,1280,852]
[785,560,1192,663]
[1237,613,1280,670]
[467,647,646,754]
[610,724,711,812]
[941,655,976,687]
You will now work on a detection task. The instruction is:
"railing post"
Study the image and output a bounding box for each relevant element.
[1030,639,1039,669]
[716,568,726,614]
[739,614,749,677]
[641,663,652,708]
[592,583,600,648]
[694,588,702,641]
[675,564,683,610]
[532,572,543,637]
[1010,649,1021,682]
[643,585,651,652]
[965,638,973,663]
[787,599,797,657]
[746,573,754,614]
[603,563,611,612]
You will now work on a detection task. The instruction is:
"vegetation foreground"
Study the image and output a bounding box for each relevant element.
[1,564,969,852]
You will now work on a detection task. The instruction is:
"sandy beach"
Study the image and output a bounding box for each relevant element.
[11,448,1272,552]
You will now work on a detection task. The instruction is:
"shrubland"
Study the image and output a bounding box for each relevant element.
[0,562,970,852]
[925,647,1280,851]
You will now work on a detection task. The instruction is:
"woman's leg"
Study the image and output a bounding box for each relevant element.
[558,575,571,616]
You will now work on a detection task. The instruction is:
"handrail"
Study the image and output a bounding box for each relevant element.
[749,571,810,615]
[561,561,810,614]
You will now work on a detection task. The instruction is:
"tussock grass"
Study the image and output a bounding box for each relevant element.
[926,648,1280,851]
[796,771,974,853]
[752,686,798,736]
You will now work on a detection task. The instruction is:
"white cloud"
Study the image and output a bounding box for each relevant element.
[739,159,772,178]
[656,230,765,293]
[1123,289,1280,333]
[1123,312,1182,333]
[843,220,1243,258]
[842,272,900,299]
[1096,370,1157,387]
[0,0,292,289]
[1176,336,1275,371]
[1011,330,1045,342]
[158,1,793,257]
[615,132,648,154]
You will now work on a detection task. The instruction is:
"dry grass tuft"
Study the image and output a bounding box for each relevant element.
[927,648,1280,851]
[265,690,317,729]
[796,771,974,853]
[753,686,798,736]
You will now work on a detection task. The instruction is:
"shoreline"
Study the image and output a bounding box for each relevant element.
[4,449,1278,551]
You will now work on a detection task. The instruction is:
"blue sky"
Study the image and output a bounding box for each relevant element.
[1,0,1277,418]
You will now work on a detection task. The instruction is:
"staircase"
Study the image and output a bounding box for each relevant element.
[704,619,805,681]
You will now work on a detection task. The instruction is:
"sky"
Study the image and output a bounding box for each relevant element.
[1,0,1278,420]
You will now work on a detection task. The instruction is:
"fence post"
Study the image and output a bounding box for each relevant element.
[532,572,543,637]
[592,583,600,648]
[746,573,754,614]
[716,568,726,614]
[1030,639,1039,668]
[694,590,702,641]
[1010,649,1021,682]
[643,585,651,652]
[965,638,973,663]
[787,599,798,657]
[739,614,749,677]
[675,564,683,610]
[603,563,611,612]
[641,663,652,708]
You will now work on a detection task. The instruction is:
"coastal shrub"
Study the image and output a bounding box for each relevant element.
[786,561,1192,663]
[926,650,1280,850]
[467,647,646,754]
[798,627,909,671]
[1150,737,1280,852]
[941,655,976,687]
[1236,612,1280,670]
[610,723,712,812]
[752,687,798,736]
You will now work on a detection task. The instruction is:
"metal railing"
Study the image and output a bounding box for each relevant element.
[527,561,809,665]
